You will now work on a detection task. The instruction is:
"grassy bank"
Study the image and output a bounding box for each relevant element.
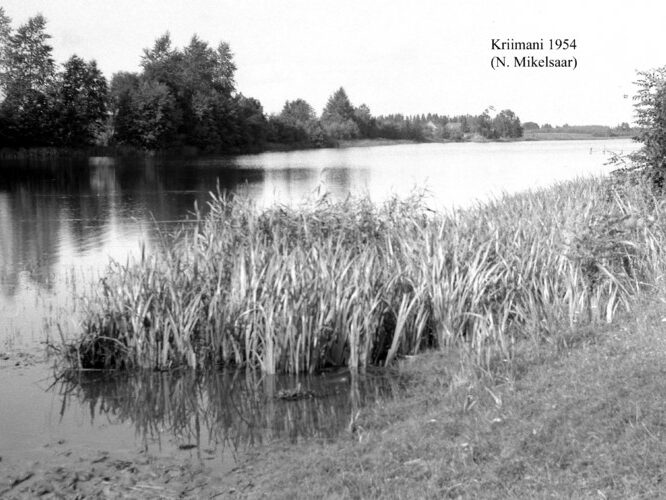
[220,296,666,498]
[57,172,666,374]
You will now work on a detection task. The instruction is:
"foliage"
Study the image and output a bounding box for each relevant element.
[0,13,54,95]
[0,10,527,151]
[374,109,524,142]
[281,98,316,125]
[228,94,268,150]
[62,176,664,374]
[0,13,57,146]
[0,8,12,74]
[268,98,328,146]
[632,66,666,185]
[492,109,523,138]
[109,72,141,144]
[53,55,108,147]
[108,73,177,148]
[108,32,269,152]
[0,13,109,148]
[353,103,378,138]
[321,87,361,139]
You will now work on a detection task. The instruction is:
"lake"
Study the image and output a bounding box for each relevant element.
[0,138,641,465]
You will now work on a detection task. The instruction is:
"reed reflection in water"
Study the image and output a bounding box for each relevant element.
[52,367,404,455]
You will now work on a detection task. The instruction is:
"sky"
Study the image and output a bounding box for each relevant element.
[2,0,665,126]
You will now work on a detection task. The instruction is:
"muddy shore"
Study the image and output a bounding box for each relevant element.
[0,347,373,499]
[0,350,240,499]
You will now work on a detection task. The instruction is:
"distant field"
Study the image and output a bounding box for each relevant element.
[523,131,624,141]
[340,134,635,146]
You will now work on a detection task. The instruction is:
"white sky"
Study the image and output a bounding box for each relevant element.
[2,0,664,126]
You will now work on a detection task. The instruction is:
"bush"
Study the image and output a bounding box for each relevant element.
[632,66,666,187]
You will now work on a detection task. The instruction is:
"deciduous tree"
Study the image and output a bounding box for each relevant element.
[321,87,360,140]
[280,98,316,126]
[53,55,108,146]
[493,109,523,138]
[633,67,666,179]
[0,14,57,146]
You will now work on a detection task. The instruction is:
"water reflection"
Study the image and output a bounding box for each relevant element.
[0,154,361,301]
[52,368,403,454]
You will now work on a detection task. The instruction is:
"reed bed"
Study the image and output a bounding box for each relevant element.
[61,175,666,373]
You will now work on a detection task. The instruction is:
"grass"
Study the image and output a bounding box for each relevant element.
[523,131,613,141]
[219,296,666,498]
[56,173,666,374]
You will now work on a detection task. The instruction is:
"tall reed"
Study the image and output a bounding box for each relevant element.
[62,175,666,373]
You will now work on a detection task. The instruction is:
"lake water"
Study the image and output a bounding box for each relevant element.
[0,138,640,465]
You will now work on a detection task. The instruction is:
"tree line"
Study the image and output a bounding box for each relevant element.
[0,10,523,153]
[522,122,636,137]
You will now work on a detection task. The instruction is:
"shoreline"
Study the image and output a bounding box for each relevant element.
[0,134,636,161]
[4,297,666,498]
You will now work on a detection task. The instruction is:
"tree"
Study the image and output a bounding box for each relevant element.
[321,87,360,140]
[280,98,316,125]
[132,81,176,149]
[0,14,58,146]
[633,66,666,181]
[138,33,239,149]
[141,32,181,86]
[180,36,235,97]
[109,72,177,149]
[493,109,523,138]
[132,80,177,149]
[109,71,141,144]
[0,14,54,95]
[0,8,11,79]
[475,109,495,139]
[53,55,108,146]
[272,98,326,146]
[0,8,11,144]
[353,103,378,138]
[231,94,268,150]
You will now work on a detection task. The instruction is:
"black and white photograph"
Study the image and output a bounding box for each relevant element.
[1,0,666,497]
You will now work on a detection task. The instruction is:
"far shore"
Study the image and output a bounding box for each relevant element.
[242,133,637,153]
[0,133,636,161]
[215,133,636,155]
[333,134,634,149]
[522,131,631,141]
